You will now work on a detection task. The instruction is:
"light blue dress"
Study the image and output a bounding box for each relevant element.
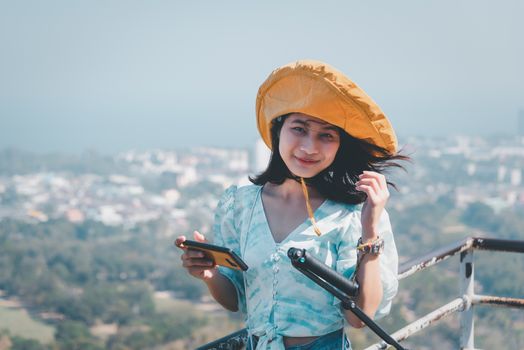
[213,185,398,350]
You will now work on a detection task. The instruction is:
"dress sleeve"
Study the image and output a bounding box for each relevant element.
[335,209,399,320]
[211,185,246,313]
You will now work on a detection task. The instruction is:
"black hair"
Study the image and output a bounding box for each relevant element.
[249,114,410,204]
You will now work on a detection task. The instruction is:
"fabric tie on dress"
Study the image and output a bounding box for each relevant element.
[253,324,285,350]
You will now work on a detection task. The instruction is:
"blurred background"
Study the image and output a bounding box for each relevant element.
[0,1,523,349]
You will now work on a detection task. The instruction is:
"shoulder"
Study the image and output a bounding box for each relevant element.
[221,183,261,200]
[327,200,362,220]
[235,183,262,199]
[217,184,261,212]
[329,201,391,220]
[326,201,393,234]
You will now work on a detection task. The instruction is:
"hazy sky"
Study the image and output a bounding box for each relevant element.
[1,1,523,154]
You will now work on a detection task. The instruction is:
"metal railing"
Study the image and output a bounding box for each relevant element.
[196,237,524,350]
[366,237,524,350]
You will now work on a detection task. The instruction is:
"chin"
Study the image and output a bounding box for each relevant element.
[288,167,322,179]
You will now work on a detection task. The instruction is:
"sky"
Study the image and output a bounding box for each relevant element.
[1,1,523,154]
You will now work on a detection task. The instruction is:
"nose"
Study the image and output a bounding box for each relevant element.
[299,135,318,155]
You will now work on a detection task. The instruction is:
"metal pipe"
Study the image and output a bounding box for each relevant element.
[460,250,475,349]
[398,237,524,280]
[472,294,524,309]
[472,237,524,253]
[398,237,474,280]
[364,298,465,350]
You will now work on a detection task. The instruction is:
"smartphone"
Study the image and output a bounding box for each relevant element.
[177,240,248,271]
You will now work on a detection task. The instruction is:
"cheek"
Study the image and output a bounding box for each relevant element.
[278,134,294,156]
[277,140,290,166]
[324,143,340,162]
[278,140,286,157]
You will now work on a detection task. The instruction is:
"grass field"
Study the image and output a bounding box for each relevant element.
[154,291,198,315]
[0,304,55,343]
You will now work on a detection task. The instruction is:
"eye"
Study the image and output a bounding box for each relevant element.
[320,133,336,141]
[291,126,306,134]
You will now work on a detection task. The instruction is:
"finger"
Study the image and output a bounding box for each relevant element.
[359,171,378,179]
[355,183,375,195]
[359,171,385,180]
[355,184,378,202]
[358,173,388,194]
[188,266,216,275]
[360,171,387,190]
[359,178,389,200]
[182,249,206,259]
[174,236,187,249]
[356,178,380,195]
[375,173,387,191]
[181,253,214,265]
[194,230,207,243]
[182,258,215,268]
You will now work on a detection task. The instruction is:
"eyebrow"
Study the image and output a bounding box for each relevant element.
[290,119,339,132]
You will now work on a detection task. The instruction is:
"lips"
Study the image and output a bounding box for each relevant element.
[295,156,320,165]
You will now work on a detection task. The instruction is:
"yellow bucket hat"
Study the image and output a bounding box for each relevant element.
[256,60,398,154]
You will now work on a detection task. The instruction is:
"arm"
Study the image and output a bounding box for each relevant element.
[344,171,393,327]
[176,233,240,312]
[344,248,382,328]
[175,186,245,313]
[204,269,240,312]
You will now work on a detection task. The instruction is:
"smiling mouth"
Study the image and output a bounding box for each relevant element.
[295,156,320,165]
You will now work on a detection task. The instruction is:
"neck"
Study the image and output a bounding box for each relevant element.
[266,178,322,201]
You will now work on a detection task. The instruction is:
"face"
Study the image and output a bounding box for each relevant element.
[278,113,341,178]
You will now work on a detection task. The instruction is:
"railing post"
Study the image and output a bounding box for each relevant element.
[460,249,474,349]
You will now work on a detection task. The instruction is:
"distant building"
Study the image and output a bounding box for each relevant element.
[510,168,522,186]
[66,208,85,223]
[466,163,476,176]
[497,166,507,182]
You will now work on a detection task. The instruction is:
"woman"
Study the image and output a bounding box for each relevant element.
[176,60,408,349]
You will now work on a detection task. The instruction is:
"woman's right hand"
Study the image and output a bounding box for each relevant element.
[175,231,218,281]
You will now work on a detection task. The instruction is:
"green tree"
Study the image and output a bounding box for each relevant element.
[10,337,48,350]
[55,321,103,350]
[461,202,496,231]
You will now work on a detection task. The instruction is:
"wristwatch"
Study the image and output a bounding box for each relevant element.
[356,237,384,255]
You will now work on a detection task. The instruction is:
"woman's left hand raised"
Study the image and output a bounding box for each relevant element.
[355,171,389,239]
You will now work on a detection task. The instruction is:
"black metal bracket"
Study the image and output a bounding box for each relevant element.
[289,248,407,350]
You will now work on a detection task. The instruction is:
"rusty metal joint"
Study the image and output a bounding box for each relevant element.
[459,295,472,312]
